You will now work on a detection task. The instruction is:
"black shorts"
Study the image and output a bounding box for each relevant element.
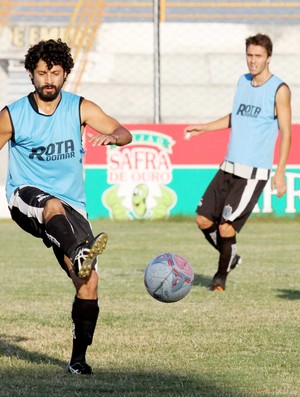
[9,186,94,276]
[196,169,268,233]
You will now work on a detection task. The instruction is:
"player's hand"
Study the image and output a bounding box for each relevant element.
[183,125,205,140]
[271,172,287,198]
[88,132,118,146]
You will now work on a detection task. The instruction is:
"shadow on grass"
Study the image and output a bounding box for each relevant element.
[193,273,211,288]
[0,334,64,367]
[0,334,250,397]
[276,289,300,300]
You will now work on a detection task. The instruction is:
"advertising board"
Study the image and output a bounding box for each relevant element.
[85,124,300,220]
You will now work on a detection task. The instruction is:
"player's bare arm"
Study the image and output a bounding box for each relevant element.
[272,84,292,198]
[184,114,231,140]
[0,108,13,150]
[80,99,132,146]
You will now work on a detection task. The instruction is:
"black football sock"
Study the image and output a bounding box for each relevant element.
[201,223,220,251]
[70,297,100,364]
[215,235,237,279]
[45,214,78,257]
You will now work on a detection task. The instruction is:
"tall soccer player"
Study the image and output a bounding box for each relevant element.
[0,39,132,374]
[184,33,291,291]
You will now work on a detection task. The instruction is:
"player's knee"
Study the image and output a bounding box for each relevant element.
[196,215,213,230]
[43,198,65,222]
[219,222,236,237]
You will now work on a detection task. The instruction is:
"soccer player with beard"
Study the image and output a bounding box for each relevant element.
[184,33,291,291]
[0,39,132,374]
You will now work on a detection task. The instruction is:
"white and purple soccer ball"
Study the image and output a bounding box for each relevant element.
[144,253,194,303]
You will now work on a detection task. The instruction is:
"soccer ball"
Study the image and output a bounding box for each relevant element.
[144,252,194,303]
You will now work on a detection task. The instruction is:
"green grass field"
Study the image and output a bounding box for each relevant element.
[0,217,299,397]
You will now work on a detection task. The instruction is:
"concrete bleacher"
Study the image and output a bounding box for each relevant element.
[1,21,300,123]
[79,21,300,124]
[1,2,300,121]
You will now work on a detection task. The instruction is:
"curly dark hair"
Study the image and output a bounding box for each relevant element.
[24,38,74,74]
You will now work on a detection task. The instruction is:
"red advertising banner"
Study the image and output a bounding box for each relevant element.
[85,124,300,166]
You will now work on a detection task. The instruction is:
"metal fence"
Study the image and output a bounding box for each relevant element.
[0,1,300,124]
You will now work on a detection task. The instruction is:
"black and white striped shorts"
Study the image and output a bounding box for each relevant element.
[196,169,268,233]
[8,185,94,275]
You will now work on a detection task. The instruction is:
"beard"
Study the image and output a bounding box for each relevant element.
[35,83,63,102]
